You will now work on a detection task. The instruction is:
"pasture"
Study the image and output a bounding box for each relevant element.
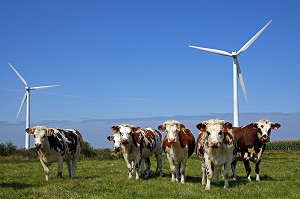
[1,151,300,198]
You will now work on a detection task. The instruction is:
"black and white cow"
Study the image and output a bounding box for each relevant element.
[26,126,83,181]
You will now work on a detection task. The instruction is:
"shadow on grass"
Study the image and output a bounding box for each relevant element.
[0,182,32,190]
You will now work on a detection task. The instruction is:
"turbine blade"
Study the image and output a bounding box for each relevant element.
[9,63,28,86]
[30,85,61,90]
[189,45,232,57]
[237,20,272,55]
[17,92,27,118]
[235,59,248,102]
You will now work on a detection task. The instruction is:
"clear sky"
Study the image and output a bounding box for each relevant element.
[0,1,299,148]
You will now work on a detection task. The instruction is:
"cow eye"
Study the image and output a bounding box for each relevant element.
[33,135,36,138]
[218,131,223,135]
[207,131,210,136]
[258,128,262,134]
[267,128,271,134]
[120,133,123,136]
[43,135,46,138]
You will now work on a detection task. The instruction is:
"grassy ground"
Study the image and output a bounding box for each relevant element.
[0,152,300,199]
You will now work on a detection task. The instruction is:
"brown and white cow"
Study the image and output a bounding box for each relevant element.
[196,119,234,190]
[26,126,83,181]
[158,120,195,184]
[231,119,281,182]
[111,124,163,179]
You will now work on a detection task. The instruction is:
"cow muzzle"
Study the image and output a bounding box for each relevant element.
[168,138,176,143]
[121,139,129,146]
[114,147,121,152]
[35,143,42,150]
[209,141,221,148]
[260,135,270,143]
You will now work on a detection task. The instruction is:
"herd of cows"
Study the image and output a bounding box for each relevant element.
[25,118,281,191]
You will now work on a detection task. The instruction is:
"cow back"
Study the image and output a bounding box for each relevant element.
[234,124,260,149]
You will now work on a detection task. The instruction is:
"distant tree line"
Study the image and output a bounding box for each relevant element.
[1,140,299,160]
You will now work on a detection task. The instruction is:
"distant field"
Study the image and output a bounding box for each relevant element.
[1,152,300,198]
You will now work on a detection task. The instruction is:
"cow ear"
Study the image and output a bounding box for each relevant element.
[158,125,166,132]
[46,128,55,136]
[107,135,114,141]
[25,128,34,134]
[252,123,258,129]
[111,126,120,133]
[272,123,281,130]
[223,122,232,131]
[196,123,206,131]
[178,124,185,131]
[132,126,141,134]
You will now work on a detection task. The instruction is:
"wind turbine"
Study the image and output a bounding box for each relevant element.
[9,63,61,149]
[189,20,272,127]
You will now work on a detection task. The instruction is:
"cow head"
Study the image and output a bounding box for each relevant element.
[25,126,55,150]
[253,119,281,143]
[107,133,121,152]
[111,124,139,146]
[196,119,232,148]
[158,120,184,144]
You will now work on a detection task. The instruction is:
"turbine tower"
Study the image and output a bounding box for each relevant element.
[9,63,61,149]
[189,20,272,127]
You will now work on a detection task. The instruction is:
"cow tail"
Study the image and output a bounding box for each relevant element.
[75,130,84,148]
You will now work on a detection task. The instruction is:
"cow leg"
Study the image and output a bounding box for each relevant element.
[57,157,64,178]
[66,160,72,178]
[231,159,238,181]
[180,160,187,184]
[155,152,163,177]
[205,160,213,190]
[71,156,79,179]
[223,161,231,189]
[214,166,220,185]
[175,163,180,182]
[201,160,206,185]
[39,158,49,182]
[255,160,261,181]
[144,157,151,178]
[123,154,133,179]
[134,157,141,180]
[243,159,252,181]
[166,154,176,182]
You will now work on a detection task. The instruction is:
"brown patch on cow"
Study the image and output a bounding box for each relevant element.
[196,132,205,159]
[223,131,234,146]
[132,132,141,147]
[162,136,170,153]
[179,128,195,157]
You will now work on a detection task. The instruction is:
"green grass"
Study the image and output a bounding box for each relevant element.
[1,152,300,198]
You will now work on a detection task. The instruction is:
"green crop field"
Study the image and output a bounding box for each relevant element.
[1,151,300,199]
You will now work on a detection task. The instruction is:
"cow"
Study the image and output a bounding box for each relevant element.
[231,119,281,182]
[195,119,234,190]
[111,124,163,179]
[158,120,195,184]
[25,126,83,181]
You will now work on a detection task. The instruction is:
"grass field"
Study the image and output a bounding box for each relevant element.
[1,152,300,199]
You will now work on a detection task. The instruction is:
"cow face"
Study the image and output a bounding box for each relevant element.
[107,133,121,152]
[196,119,232,148]
[26,126,54,149]
[253,119,281,142]
[158,120,184,143]
[111,124,136,146]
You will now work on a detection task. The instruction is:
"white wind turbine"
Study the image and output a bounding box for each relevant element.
[9,63,61,149]
[189,20,272,127]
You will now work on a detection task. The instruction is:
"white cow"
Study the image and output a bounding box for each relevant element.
[195,119,234,190]
[26,126,83,181]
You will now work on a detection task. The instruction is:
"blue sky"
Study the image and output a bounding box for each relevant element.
[0,1,299,148]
